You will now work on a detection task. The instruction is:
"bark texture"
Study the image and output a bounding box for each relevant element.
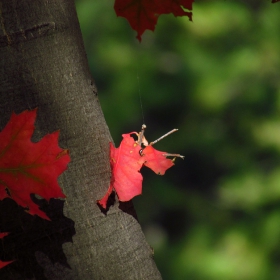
[0,0,162,279]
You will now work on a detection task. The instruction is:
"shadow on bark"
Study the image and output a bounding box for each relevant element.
[0,197,75,279]
[97,191,139,221]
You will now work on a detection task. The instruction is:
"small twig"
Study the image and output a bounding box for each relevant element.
[150,129,178,145]
[163,153,185,160]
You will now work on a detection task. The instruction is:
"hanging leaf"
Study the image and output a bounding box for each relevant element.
[98,126,183,208]
[114,0,193,41]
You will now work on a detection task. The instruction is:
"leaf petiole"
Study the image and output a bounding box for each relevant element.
[137,124,148,147]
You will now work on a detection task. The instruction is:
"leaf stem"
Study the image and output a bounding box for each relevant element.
[137,124,147,146]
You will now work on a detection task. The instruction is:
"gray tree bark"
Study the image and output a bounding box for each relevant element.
[0,0,162,279]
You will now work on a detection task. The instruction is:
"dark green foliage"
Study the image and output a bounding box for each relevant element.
[76,0,280,279]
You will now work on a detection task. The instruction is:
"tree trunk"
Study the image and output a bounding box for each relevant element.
[0,0,162,279]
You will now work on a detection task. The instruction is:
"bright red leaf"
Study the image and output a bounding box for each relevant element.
[0,109,70,220]
[0,232,14,269]
[98,128,183,208]
[114,0,193,41]
[98,133,143,208]
[140,145,174,175]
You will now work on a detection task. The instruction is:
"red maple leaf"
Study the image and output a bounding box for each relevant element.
[98,133,143,208]
[114,0,193,41]
[0,232,9,239]
[139,145,174,175]
[98,127,183,208]
[0,109,70,220]
[0,232,14,269]
[0,260,13,269]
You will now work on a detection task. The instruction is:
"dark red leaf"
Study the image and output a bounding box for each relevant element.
[0,260,13,269]
[114,0,193,41]
[0,233,14,269]
[0,109,70,220]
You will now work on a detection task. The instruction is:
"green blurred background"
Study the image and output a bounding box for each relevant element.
[75,0,280,279]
